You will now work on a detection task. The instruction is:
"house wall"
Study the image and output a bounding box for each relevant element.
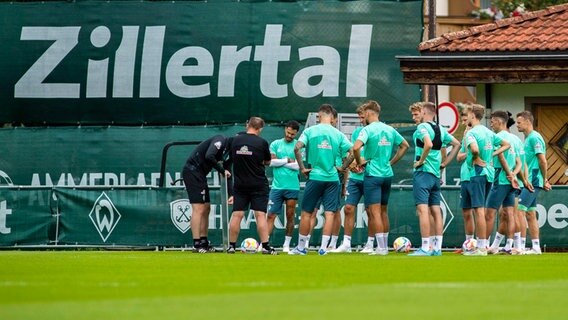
[477,83,568,138]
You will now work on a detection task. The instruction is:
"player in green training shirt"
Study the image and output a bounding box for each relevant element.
[516,111,551,255]
[504,116,528,253]
[352,100,409,255]
[407,102,460,256]
[486,111,523,255]
[462,104,510,256]
[267,120,301,253]
[289,104,352,256]
[331,104,373,253]
[456,106,475,253]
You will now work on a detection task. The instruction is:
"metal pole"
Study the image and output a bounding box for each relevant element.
[427,0,437,104]
[220,173,230,251]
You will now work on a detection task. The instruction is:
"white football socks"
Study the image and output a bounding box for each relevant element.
[342,235,352,248]
[376,233,386,250]
[504,238,513,251]
[365,236,374,248]
[477,239,487,250]
[490,232,505,249]
[320,235,330,251]
[283,236,292,247]
[434,235,443,251]
[421,237,430,251]
[513,232,522,250]
[298,234,308,250]
[329,235,338,249]
[532,239,541,251]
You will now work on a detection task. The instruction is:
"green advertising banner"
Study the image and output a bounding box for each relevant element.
[0,125,294,187]
[0,0,422,126]
[0,125,428,188]
[2,186,567,249]
[0,188,54,245]
[55,188,206,246]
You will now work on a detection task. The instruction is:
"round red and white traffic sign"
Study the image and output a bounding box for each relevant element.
[438,102,459,134]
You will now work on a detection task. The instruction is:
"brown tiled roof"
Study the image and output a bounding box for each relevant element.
[420,3,568,53]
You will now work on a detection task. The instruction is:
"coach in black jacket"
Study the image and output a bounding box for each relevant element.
[182,135,232,253]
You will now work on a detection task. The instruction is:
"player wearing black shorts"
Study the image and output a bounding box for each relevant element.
[182,135,232,253]
[227,117,277,255]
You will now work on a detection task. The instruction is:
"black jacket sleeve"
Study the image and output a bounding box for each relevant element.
[205,137,226,174]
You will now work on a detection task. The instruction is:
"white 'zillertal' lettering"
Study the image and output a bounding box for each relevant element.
[15,24,373,99]
[15,27,81,98]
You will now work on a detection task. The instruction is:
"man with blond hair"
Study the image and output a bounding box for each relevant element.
[462,104,510,256]
[352,100,409,255]
[408,102,460,256]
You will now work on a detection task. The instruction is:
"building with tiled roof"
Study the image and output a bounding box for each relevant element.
[399,3,568,84]
[419,3,568,54]
[398,3,568,185]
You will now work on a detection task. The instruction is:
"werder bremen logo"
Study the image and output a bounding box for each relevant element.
[170,199,191,234]
[89,192,121,242]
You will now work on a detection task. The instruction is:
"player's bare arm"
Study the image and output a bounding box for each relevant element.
[442,137,461,168]
[414,134,432,168]
[537,153,552,191]
[294,140,310,177]
[390,139,409,166]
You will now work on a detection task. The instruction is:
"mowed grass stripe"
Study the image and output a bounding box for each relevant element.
[1,252,567,319]
[2,280,566,319]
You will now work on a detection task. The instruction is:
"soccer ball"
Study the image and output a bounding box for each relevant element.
[240,238,259,253]
[462,238,478,252]
[393,237,412,253]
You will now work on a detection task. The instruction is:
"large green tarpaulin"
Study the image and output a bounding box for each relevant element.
[0,126,425,187]
[0,0,422,125]
[1,186,567,248]
[0,188,54,245]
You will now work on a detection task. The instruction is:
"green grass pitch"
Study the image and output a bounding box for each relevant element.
[1,251,567,319]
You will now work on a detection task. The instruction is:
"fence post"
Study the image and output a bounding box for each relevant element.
[220,173,230,250]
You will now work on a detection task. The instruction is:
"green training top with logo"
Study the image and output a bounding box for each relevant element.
[492,131,517,185]
[350,126,365,181]
[269,138,300,190]
[413,121,454,178]
[299,123,353,182]
[465,124,502,180]
[509,132,525,188]
[524,130,546,188]
[356,121,404,178]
